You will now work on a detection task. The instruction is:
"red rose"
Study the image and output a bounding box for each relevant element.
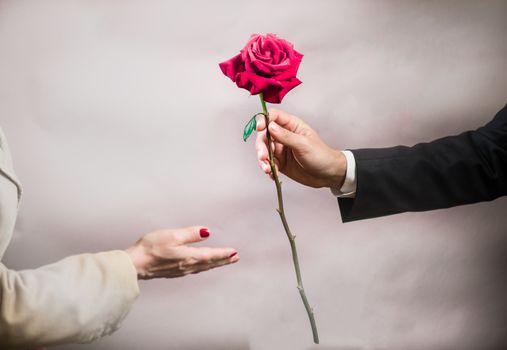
[219,33,303,104]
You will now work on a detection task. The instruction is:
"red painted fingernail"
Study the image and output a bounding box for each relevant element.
[229,252,237,258]
[199,228,210,238]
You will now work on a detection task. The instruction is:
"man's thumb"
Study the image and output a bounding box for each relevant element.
[268,122,303,148]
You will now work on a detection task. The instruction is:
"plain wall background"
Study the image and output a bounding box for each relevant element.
[1,0,507,349]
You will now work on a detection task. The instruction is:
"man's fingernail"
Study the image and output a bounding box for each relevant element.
[229,252,238,258]
[200,228,210,238]
[269,123,279,131]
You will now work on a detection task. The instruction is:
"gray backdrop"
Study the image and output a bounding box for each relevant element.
[1,0,507,349]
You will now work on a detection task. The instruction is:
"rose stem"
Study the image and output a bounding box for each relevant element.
[259,93,319,344]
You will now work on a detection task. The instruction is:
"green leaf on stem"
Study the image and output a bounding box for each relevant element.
[243,113,264,142]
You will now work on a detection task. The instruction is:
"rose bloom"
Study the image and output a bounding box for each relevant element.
[219,33,303,104]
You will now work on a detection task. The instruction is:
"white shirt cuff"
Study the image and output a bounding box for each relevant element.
[330,150,357,198]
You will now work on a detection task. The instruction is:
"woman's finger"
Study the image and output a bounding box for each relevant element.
[186,246,238,263]
[171,226,212,245]
[144,248,238,277]
[190,255,239,274]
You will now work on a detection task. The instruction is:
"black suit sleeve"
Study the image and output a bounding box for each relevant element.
[338,104,507,222]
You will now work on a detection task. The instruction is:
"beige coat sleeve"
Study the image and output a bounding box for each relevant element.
[0,127,140,348]
[0,251,139,348]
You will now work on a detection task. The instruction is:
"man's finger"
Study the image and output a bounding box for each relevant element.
[273,140,285,167]
[256,113,267,131]
[268,122,305,149]
[266,108,307,133]
[256,131,269,163]
[256,131,274,175]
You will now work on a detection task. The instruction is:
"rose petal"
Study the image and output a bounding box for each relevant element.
[251,58,291,77]
[235,71,282,95]
[219,54,245,82]
[262,77,302,104]
[263,38,280,61]
[272,50,303,80]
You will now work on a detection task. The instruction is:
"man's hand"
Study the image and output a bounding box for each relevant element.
[256,109,347,189]
[125,227,239,280]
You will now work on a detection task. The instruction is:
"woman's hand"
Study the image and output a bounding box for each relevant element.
[256,108,347,189]
[125,227,239,280]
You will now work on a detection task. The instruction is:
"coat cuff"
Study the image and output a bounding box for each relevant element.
[78,250,140,342]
